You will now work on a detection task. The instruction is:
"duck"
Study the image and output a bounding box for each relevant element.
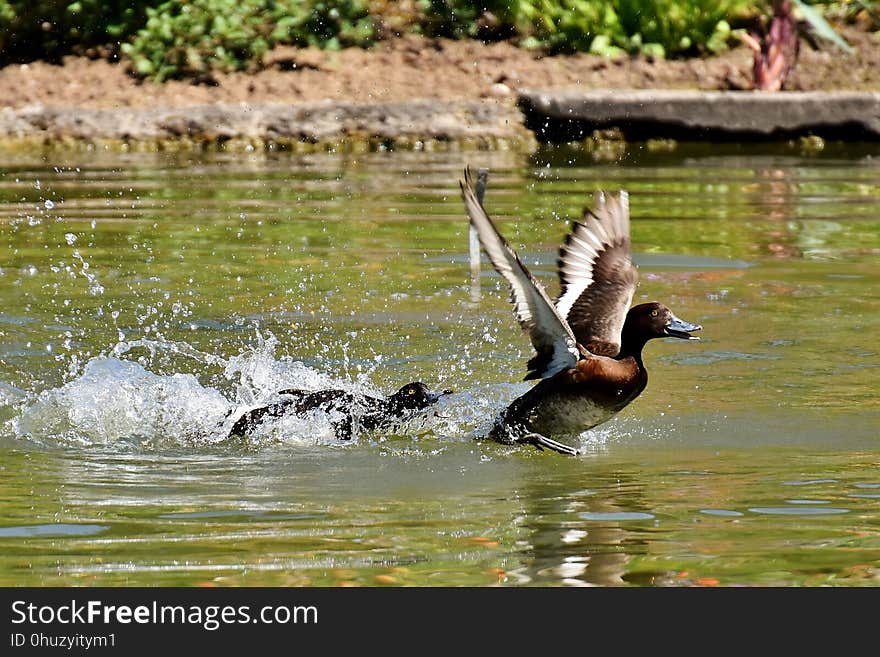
[460,167,702,456]
[227,382,452,441]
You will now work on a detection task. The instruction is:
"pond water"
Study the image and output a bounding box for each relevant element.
[0,143,878,586]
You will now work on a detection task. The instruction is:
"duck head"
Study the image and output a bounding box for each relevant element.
[387,382,453,412]
[623,302,702,350]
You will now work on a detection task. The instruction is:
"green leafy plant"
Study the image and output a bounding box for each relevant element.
[513,0,748,57]
[417,0,487,38]
[613,0,745,56]
[410,1,748,57]
[273,0,374,49]
[121,0,374,81]
[844,0,880,29]
[792,0,854,51]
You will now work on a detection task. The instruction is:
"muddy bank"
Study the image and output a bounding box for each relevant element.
[0,26,878,149]
[3,27,880,111]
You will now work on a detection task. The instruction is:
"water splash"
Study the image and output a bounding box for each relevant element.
[15,356,231,447]
[4,322,690,453]
[9,332,481,450]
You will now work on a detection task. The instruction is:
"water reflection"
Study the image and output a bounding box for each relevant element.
[509,467,651,586]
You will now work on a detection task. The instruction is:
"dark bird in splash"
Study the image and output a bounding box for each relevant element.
[228,382,451,441]
[460,167,702,456]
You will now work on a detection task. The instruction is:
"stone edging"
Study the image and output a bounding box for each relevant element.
[0,99,530,151]
[1,91,879,150]
[519,90,880,141]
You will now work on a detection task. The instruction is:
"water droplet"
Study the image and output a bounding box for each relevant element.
[65,233,77,245]
[44,199,55,210]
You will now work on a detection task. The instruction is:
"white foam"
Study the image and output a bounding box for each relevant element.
[15,357,231,447]
[12,332,441,449]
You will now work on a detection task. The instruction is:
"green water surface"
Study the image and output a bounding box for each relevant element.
[0,143,878,586]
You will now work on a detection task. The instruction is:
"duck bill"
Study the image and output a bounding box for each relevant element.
[665,314,702,340]
[427,389,454,403]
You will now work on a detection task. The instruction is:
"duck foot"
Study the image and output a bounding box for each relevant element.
[521,432,580,456]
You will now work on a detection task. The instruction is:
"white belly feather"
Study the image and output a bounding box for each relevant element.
[526,394,618,436]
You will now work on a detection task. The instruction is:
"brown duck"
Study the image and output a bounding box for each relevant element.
[460,167,702,456]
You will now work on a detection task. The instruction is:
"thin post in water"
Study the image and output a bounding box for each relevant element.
[469,168,489,301]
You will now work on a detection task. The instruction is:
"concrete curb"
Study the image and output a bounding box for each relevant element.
[0,99,529,149]
[518,90,880,141]
[1,91,879,149]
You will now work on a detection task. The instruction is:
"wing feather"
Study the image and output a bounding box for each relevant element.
[460,167,579,380]
[555,191,638,358]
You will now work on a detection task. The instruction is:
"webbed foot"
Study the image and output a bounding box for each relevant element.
[521,432,580,456]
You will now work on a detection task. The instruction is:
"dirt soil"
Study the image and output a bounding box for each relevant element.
[1,26,878,111]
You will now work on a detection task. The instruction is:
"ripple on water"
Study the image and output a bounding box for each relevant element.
[748,507,849,516]
[0,523,108,538]
[699,509,744,517]
[0,313,33,326]
[661,350,783,366]
[157,510,324,521]
[579,511,655,521]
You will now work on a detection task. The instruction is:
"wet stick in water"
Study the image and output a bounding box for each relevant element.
[469,168,489,302]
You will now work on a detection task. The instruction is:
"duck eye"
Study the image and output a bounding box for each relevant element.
[650,310,658,317]
[408,388,416,395]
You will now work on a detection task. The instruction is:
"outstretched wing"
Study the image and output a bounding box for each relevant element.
[555,191,638,357]
[460,167,579,380]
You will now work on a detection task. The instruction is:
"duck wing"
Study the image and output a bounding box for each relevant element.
[460,167,579,380]
[555,191,638,358]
